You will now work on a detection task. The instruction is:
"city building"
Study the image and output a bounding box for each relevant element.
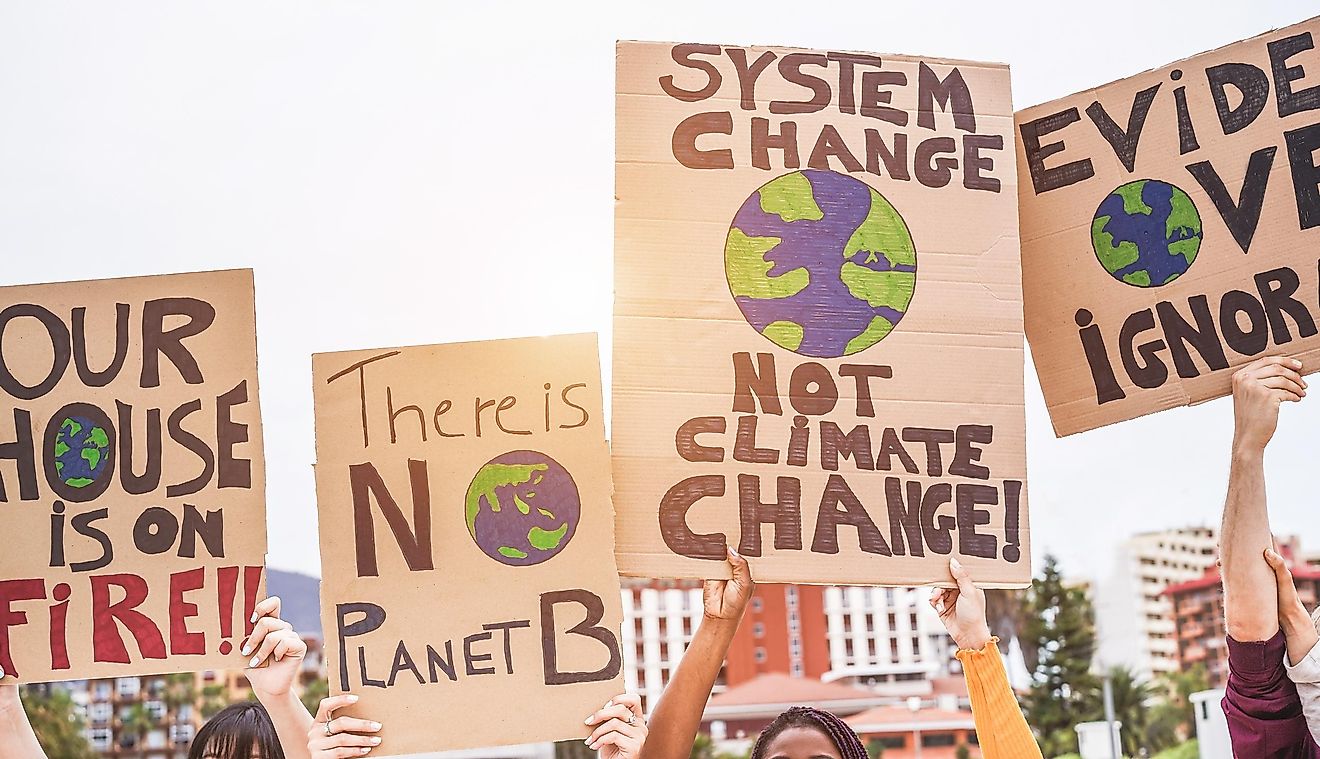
[1095,527,1219,683]
[31,634,326,758]
[847,703,980,759]
[1166,550,1320,689]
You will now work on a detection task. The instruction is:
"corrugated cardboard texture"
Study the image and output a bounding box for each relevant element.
[1017,16,1320,436]
[312,334,623,755]
[0,269,266,683]
[613,41,1029,588]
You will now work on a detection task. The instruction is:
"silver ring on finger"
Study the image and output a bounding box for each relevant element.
[324,717,335,737]
[626,713,636,726]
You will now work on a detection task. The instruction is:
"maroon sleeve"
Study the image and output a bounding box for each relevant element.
[1222,631,1320,758]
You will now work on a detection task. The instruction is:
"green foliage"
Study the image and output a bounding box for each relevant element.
[21,686,95,759]
[555,737,596,759]
[200,683,229,719]
[1151,740,1198,759]
[865,737,885,758]
[1099,667,1154,757]
[300,676,329,715]
[1022,555,1101,756]
[954,743,970,759]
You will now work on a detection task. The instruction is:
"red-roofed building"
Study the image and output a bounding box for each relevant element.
[1166,547,1320,688]
[846,705,980,759]
[703,673,892,739]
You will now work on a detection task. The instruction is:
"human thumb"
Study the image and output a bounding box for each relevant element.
[1264,548,1289,574]
[950,558,976,595]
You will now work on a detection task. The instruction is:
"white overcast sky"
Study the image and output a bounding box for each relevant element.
[0,0,1317,584]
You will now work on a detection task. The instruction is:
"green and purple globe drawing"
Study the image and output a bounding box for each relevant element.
[1091,179,1202,287]
[465,450,580,567]
[52,415,111,489]
[724,169,917,358]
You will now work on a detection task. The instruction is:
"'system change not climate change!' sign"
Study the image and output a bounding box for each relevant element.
[613,41,1029,587]
[312,334,623,755]
[1017,16,1320,435]
[0,269,266,683]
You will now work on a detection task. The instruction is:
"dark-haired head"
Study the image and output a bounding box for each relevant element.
[188,702,284,759]
[750,706,867,759]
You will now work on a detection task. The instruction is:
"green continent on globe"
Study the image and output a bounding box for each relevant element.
[465,462,548,532]
[725,229,809,301]
[758,171,823,222]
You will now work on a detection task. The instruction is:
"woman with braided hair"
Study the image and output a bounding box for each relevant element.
[641,548,1042,759]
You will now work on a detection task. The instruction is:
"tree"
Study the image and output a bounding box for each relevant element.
[121,702,156,750]
[1100,666,1155,757]
[199,683,228,719]
[1146,664,1209,749]
[1022,555,1100,756]
[21,686,95,759]
[864,737,885,758]
[299,676,328,715]
[954,744,970,759]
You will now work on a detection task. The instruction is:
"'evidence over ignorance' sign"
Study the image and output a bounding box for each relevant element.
[1017,16,1320,435]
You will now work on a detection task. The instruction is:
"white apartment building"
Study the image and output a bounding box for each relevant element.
[822,585,951,691]
[1096,526,1219,683]
[619,580,957,711]
[619,580,708,710]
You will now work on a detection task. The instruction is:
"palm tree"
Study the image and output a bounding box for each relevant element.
[1102,666,1155,757]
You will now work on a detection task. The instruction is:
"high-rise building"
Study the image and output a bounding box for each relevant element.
[1095,527,1219,682]
[1167,548,1320,689]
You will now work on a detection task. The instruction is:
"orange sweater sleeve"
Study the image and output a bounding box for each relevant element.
[955,637,1043,759]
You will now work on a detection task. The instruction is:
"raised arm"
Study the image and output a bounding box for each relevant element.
[0,676,46,759]
[1222,357,1305,643]
[640,548,752,759]
[243,596,316,759]
[932,559,1042,759]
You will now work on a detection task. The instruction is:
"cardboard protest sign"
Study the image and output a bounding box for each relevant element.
[312,334,623,755]
[613,41,1028,588]
[0,269,266,683]
[1017,16,1320,436]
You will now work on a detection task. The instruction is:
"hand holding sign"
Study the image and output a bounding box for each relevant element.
[583,694,648,758]
[242,596,306,699]
[308,694,381,758]
[931,558,993,651]
[1231,356,1307,453]
[702,548,754,623]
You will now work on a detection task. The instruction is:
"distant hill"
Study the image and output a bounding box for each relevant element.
[266,568,322,638]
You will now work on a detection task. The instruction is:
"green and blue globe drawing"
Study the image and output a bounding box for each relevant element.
[465,450,580,567]
[52,415,111,489]
[724,169,917,358]
[1091,179,1203,287]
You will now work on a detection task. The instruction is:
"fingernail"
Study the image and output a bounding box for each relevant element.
[360,750,371,756]
[249,656,260,668]
[348,695,359,703]
[728,546,739,558]
[1293,359,1303,368]
[370,738,381,745]
[369,722,381,731]
[240,645,251,657]
[584,716,593,724]
[950,558,963,570]
[250,612,259,624]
